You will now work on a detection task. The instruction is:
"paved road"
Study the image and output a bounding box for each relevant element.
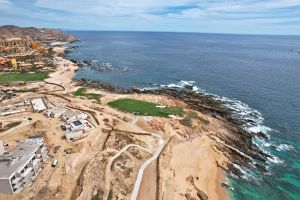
[130,117,164,200]
[130,133,164,200]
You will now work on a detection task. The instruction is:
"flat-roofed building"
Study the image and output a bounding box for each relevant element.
[18,63,33,70]
[61,117,94,142]
[30,98,48,112]
[33,62,44,68]
[0,108,27,116]
[0,38,31,48]
[61,119,85,132]
[0,138,47,194]
[64,130,87,142]
[44,107,66,118]
[61,110,88,122]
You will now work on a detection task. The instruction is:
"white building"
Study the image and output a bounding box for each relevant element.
[44,107,67,118]
[61,110,88,122]
[61,118,94,142]
[61,119,85,132]
[30,98,48,112]
[64,130,87,142]
[0,138,47,194]
[0,108,26,116]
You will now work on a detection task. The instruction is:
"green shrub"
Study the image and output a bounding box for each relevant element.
[179,111,209,127]
[74,87,101,103]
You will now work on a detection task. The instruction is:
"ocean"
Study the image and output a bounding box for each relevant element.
[66,31,300,200]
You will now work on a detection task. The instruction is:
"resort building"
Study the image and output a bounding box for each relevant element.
[61,117,94,142]
[0,108,27,116]
[30,98,48,112]
[61,110,88,122]
[9,58,17,69]
[0,100,28,116]
[24,100,31,106]
[64,130,87,142]
[17,62,33,70]
[0,138,47,194]
[44,107,67,118]
[0,38,31,48]
[61,119,85,132]
[33,62,44,68]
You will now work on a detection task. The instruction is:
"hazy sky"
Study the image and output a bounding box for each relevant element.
[0,0,300,35]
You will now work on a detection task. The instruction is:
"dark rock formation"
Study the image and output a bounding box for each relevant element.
[197,190,208,200]
[77,79,130,94]
[221,182,234,191]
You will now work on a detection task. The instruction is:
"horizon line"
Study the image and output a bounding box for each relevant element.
[1,24,300,37]
[63,29,300,37]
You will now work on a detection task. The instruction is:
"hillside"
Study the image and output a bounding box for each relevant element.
[0,25,76,41]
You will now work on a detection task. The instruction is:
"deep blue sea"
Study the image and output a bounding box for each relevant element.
[66,31,300,200]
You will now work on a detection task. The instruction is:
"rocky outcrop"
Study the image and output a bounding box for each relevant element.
[134,88,273,177]
[186,176,208,200]
[77,79,131,94]
[197,191,208,200]
[78,78,272,178]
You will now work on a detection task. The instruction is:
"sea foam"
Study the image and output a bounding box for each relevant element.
[141,80,286,176]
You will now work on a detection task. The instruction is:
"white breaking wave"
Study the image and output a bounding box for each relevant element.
[277,144,294,151]
[245,125,272,134]
[267,155,284,164]
[140,80,293,175]
[143,80,274,138]
[160,80,201,92]
[232,164,256,180]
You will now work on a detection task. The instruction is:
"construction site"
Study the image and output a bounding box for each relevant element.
[0,79,230,200]
[0,38,231,200]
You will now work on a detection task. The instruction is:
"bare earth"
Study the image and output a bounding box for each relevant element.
[0,46,231,200]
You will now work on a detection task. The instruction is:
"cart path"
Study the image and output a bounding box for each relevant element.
[130,116,164,200]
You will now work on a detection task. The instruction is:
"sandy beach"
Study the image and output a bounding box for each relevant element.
[45,46,79,92]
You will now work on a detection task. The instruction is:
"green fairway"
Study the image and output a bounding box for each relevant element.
[74,87,101,102]
[0,72,48,84]
[108,98,184,117]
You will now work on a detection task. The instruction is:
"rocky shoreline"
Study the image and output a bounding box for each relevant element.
[70,58,131,73]
[134,88,272,178]
[75,78,273,179]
